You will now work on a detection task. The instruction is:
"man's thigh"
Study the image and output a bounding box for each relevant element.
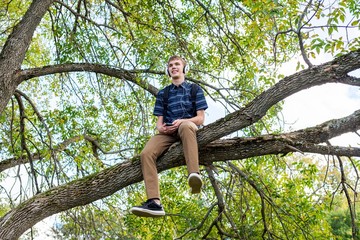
[142,133,178,157]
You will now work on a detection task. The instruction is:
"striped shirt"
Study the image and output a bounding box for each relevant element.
[153,81,208,123]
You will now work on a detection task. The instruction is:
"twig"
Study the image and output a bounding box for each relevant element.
[14,92,40,194]
[326,141,359,239]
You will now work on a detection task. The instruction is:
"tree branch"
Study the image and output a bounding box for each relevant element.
[13,92,40,193]
[17,63,159,96]
[328,141,359,239]
[0,134,133,173]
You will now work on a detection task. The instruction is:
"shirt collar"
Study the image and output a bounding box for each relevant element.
[170,81,188,90]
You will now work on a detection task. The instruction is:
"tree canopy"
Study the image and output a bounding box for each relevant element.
[0,0,359,239]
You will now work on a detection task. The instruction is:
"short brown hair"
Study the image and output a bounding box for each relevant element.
[167,55,187,66]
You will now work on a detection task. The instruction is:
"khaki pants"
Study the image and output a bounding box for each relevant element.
[140,121,199,199]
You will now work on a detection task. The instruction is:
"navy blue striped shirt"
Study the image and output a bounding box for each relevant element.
[153,81,208,123]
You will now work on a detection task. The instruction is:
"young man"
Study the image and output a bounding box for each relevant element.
[130,56,208,217]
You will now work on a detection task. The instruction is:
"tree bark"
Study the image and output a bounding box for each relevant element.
[0,0,54,114]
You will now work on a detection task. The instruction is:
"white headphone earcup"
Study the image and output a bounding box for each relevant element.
[184,64,190,74]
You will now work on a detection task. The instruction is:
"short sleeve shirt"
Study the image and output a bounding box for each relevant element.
[153,81,208,124]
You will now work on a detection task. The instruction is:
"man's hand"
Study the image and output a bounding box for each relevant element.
[158,123,178,135]
[172,119,186,127]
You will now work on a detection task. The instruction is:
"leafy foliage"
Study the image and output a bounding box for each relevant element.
[0,0,359,239]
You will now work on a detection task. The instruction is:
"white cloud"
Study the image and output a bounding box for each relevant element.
[282,84,359,129]
[282,83,359,146]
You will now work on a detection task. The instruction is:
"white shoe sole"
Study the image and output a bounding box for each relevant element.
[130,207,165,217]
[188,174,202,194]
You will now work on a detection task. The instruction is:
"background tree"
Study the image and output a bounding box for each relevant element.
[0,0,359,239]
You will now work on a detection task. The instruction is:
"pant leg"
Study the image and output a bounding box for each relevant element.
[178,121,199,174]
[140,133,177,199]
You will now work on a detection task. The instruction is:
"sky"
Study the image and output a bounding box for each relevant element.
[282,80,360,146]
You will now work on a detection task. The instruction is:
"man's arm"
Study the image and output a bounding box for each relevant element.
[156,116,165,131]
[172,110,205,127]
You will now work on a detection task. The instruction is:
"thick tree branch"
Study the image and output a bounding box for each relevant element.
[2,107,359,173]
[0,0,54,70]
[16,63,159,96]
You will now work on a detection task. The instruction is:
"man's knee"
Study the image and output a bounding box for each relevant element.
[141,144,161,163]
[140,148,153,162]
[178,121,198,138]
[179,121,197,132]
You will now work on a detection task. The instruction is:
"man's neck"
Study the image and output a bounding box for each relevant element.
[171,77,185,86]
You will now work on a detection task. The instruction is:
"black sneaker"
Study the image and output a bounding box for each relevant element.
[130,199,165,217]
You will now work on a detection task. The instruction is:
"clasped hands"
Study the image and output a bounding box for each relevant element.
[158,119,186,135]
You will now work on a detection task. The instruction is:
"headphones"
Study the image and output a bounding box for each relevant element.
[165,56,190,77]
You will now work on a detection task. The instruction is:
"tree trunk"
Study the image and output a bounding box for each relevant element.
[0,0,54,114]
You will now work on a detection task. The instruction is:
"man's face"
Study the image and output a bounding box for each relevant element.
[167,59,185,79]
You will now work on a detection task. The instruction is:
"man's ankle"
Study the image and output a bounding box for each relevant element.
[150,198,161,205]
